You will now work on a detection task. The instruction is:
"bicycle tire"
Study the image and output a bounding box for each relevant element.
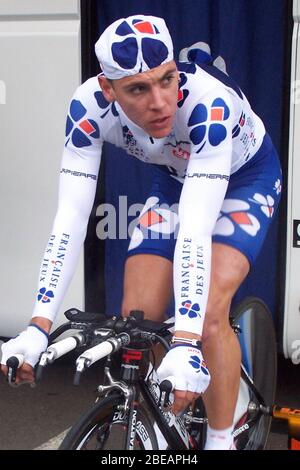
[230,297,277,450]
[59,394,158,450]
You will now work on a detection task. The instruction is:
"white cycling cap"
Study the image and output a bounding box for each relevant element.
[95,15,174,79]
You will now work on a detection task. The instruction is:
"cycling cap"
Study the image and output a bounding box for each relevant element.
[95,15,174,79]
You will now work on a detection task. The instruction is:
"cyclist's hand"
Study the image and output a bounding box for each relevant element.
[0,325,48,385]
[157,345,210,415]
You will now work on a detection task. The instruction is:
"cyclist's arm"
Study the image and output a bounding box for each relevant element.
[30,143,102,326]
[30,81,104,326]
[1,81,104,382]
[0,144,101,382]
[173,89,233,339]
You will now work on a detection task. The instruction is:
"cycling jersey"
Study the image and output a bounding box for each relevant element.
[32,62,281,337]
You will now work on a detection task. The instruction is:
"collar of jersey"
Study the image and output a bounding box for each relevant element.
[114,101,169,156]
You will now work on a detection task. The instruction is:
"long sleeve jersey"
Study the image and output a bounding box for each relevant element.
[32,62,265,335]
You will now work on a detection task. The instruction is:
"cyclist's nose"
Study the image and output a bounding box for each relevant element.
[149,86,165,111]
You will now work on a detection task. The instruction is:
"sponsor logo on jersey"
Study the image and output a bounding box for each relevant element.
[189,355,209,375]
[122,125,137,147]
[164,138,190,161]
[179,300,201,319]
[180,238,192,298]
[37,287,54,304]
[65,99,100,148]
[38,234,70,297]
[122,126,147,160]
[188,97,230,152]
[185,172,229,181]
[60,168,97,180]
[232,112,246,138]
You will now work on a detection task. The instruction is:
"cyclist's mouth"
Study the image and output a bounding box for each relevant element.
[150,116,172,129]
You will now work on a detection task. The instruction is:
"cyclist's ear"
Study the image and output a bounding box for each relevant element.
[98,76,116,103]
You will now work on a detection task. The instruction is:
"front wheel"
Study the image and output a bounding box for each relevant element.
[230,297,277,450]
[59,394,158,450]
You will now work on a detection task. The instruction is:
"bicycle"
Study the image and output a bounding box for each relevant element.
[5,297,280,450]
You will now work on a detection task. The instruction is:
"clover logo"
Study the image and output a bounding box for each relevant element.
[249,193,275,218]
[189,355,210,375]
[65,99,100,148]
[188,98,230,151]
[37,288,54,304]
[213,199,260,238]
[179,300,201,319]
[112,19,168,71]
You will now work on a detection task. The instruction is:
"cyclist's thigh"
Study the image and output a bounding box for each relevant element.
[123,169,181,321]
[212,136,282,267]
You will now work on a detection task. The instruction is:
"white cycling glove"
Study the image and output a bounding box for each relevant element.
[1,325,48,368]
[157,344,211,394]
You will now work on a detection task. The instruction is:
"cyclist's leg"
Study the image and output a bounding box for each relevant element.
[203,137,282,447]
[202,243,249,430]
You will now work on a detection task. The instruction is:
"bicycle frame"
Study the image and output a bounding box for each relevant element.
[99,341,272,451]
[8,302,293,451]
[98,343,193,450]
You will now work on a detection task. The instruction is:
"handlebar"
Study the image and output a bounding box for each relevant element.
[159,376,176,410]
[36,331,86,381]
[74,332,131,385]
[3,309,174,387]
[6,354,24,386]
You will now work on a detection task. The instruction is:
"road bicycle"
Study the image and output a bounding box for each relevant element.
[5,297,286,450]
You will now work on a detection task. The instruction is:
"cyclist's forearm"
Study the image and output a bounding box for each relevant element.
[173,231,212,337]
[31,210,89,323]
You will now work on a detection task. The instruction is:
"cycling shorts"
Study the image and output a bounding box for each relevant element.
[127,133,282,267]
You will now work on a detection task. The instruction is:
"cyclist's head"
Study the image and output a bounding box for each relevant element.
[95,15,179,138]
[96,16,178,139]
[95,15,174,79]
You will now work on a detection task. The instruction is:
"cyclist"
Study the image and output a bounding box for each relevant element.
[1,15,282,450]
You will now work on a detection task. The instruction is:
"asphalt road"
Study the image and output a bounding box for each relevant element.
[0,351,299,450]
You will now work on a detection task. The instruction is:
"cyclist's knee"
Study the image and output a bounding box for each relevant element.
[202,281,234,341]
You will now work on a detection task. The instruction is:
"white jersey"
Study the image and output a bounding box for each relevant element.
[32,62,266,335]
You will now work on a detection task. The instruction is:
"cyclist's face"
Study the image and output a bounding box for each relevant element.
[99,61,179,138]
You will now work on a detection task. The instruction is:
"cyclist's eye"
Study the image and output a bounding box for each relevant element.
[128,85,146,95]
[163,74,175,85]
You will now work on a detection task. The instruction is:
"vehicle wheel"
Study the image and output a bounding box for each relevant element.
[230,297,277,450]
[59,394,158,450]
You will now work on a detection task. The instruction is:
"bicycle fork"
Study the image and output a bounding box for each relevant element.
[96,355,143,450]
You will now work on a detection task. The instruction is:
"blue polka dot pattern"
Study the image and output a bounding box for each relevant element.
[141,37,168,69]
[112,37,138,70]
[188,97,230,150]
[95,16,173,79]
[65,99,100,148]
